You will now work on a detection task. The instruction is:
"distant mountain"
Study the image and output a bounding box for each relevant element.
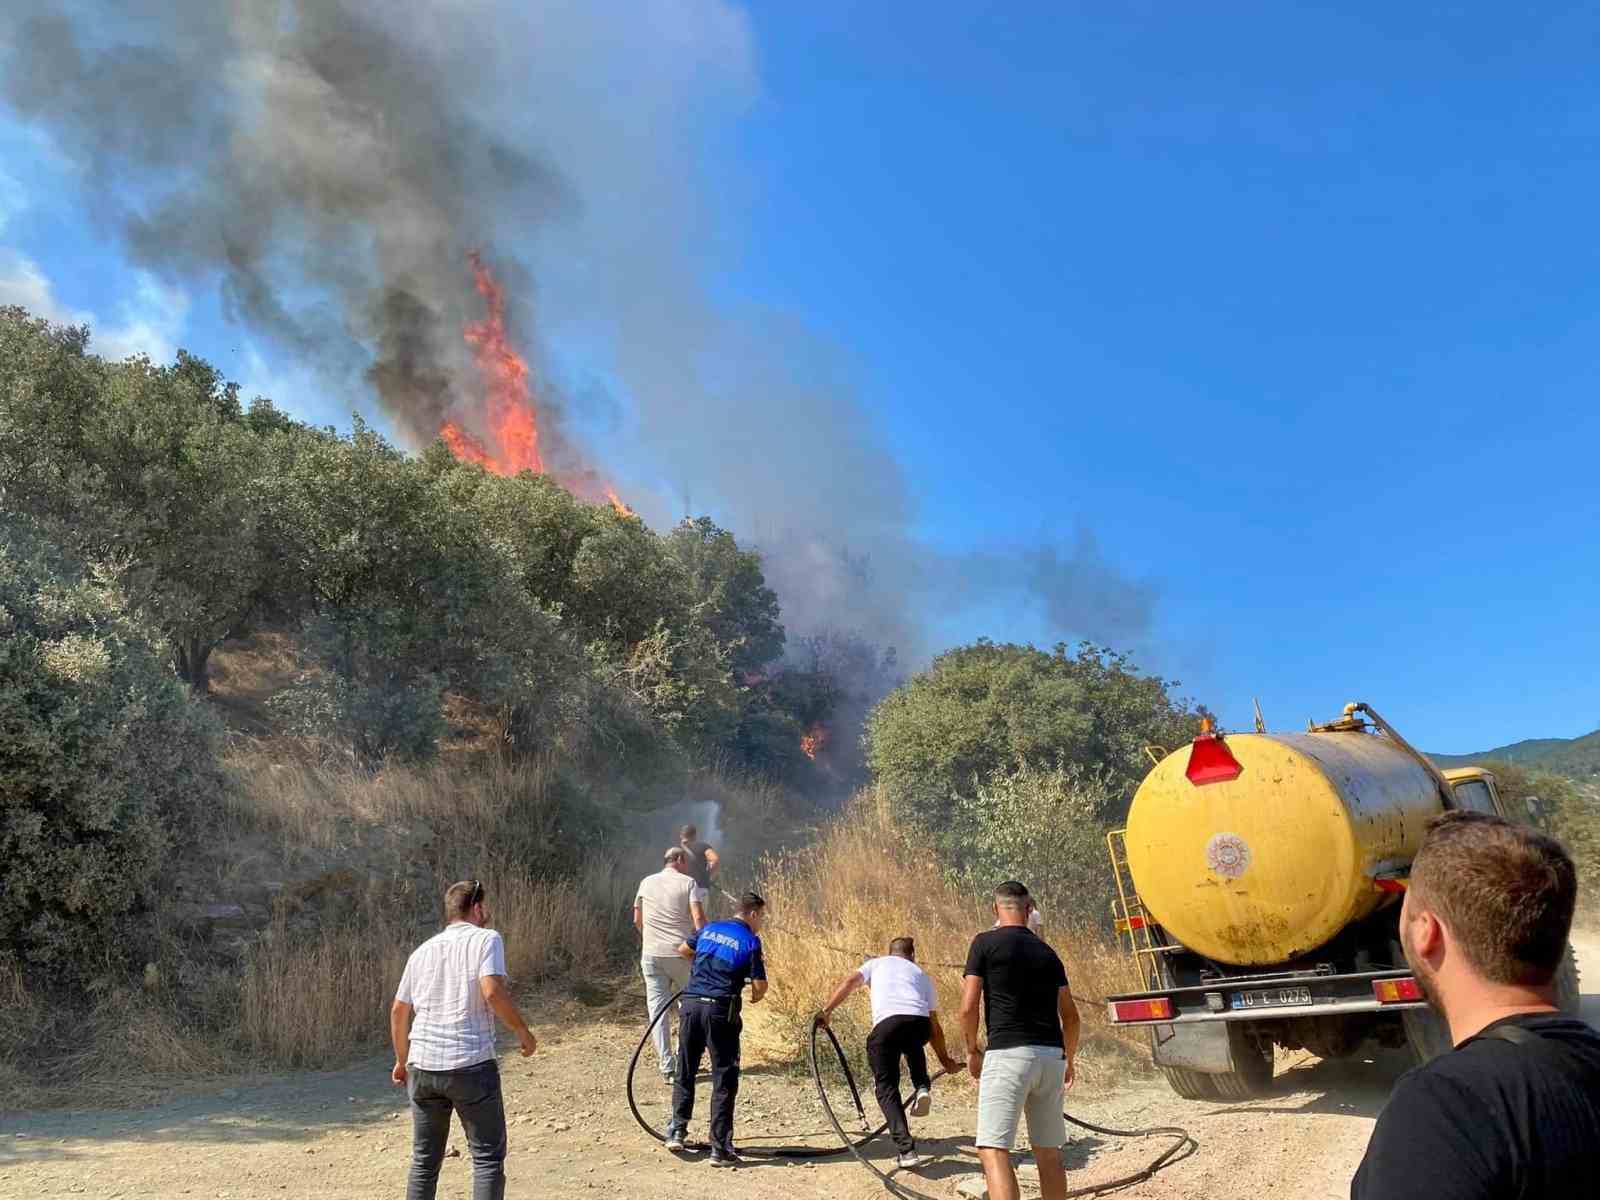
[1430,730,1600,780]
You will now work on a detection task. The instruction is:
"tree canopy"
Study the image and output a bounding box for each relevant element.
[866,639,1202,834]
[0,305,834,781]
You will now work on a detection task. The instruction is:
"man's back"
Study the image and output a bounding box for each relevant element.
[396,922,506,1070]
[685,918,764,998]
[963,925,1066,1050]
[680,840,713,888]
[858,955,937,1026]
[1352,1014,1600,1199]
[636,868,696,957]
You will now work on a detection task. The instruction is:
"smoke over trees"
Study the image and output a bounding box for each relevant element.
[0,0,1159,686]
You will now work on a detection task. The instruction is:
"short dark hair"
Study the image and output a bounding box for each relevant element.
[680,824,698,841]
[889,936,915,958]
[736,891,766,917]
[994,880,1030,907]
[1410,812,1577,986]
[445,879,485,921]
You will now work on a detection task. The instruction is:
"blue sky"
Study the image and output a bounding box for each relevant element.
[3,2,1597,752]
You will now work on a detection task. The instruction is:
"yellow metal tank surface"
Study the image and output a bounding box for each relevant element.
[1124,731,1444,966]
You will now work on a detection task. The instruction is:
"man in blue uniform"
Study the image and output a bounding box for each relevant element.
[665,891,768,1166]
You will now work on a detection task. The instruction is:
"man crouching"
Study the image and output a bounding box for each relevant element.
[819,937,962,1170]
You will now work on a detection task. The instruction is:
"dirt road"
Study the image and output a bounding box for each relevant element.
[3,939,1594,1200]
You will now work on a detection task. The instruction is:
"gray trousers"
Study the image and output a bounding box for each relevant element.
[642,955,691,1074]
[407,1058,507,1200]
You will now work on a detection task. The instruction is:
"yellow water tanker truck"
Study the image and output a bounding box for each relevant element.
[1104,701,1582,1100]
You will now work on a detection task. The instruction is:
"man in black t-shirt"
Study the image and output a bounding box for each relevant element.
[960,881,1081,1200]
[678,823,720,911]
[1352,812,1600,1199]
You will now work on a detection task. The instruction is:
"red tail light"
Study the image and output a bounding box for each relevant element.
[1186,733,1243,785]
[1373,978,1423,1004]
[1109,997,1175,1023]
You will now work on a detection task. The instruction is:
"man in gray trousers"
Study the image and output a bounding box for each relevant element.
[391,879,539,1200]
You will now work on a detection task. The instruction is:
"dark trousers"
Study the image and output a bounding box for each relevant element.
[866,1014,932,1154]
[407,1059,507,1200]
[670,994,743,1153]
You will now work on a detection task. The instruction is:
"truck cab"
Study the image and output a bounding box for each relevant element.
[1441,767,1505,817]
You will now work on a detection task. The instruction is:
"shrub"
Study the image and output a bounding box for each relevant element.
[952,762,1121,929]
[0,520,223,981]
[866,640,1200,835]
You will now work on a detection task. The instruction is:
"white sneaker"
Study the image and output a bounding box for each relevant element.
[910,1087,932,1117]
[896,1151,924,1170]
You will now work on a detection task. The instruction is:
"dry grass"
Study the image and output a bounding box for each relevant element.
[0,970,238,1109]
[238,865,604,1068]
[217,752,562,857]
[747,789,1148,1089]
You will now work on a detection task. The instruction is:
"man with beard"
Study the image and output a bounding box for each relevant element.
[1351,811,1600,1199]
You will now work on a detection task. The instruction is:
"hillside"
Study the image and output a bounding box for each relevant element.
[1430,729,1600,779]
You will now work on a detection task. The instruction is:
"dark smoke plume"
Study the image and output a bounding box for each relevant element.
[1,0,1158,666]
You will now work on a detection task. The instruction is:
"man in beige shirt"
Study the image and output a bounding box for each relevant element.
[635,848,706,1080]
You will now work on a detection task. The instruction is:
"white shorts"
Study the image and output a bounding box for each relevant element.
[975,1045,1068,1150]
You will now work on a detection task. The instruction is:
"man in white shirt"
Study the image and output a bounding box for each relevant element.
[635,847,706,1080]
[819,937,961,1170]
[992,903,1044,936]
[391,880,538,1200]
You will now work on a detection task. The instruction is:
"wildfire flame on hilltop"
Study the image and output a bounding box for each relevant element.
[800,724,828,761]
[604,486,634,517]
[439,254,632,512]
[439,252,544,476]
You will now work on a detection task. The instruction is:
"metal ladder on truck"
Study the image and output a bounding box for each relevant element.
[1106,829,1168,993]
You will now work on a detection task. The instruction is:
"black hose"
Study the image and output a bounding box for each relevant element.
[806,1014,1197,1199]
[624,988,1196,1193]
[624,987,889,1158]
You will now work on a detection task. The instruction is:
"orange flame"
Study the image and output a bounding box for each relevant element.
[604,486,634,517]
[800,724,828,761]
[438,252,543,476]
[440,254,631,513]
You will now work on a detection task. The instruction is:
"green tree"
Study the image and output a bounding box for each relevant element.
[0,518,223,981]
[866,639,1201,833]
[664,517,784,674]
[0,310,300,691]
[270,421,565,766]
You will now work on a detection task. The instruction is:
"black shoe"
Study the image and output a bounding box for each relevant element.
[708,1147,743,1168]
[664,1129,686,1152]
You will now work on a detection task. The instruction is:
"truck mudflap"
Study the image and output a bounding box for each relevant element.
[1107,967,1427,1027]
[1149,1020,1235,1074]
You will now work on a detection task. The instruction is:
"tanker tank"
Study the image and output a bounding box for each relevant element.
[1123,728,1444,966]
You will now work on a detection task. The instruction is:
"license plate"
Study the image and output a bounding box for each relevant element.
[1232,986,1312,1010]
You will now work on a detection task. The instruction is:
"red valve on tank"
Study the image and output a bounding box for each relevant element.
[1185,717,1243,785]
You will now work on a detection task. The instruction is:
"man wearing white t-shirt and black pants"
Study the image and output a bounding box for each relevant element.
[819,937,960,1169]
[391,880,539,1200]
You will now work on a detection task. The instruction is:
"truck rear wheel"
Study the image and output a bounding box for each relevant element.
[1161,1066,1220,1100]
[1209,1025,1274,1100]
